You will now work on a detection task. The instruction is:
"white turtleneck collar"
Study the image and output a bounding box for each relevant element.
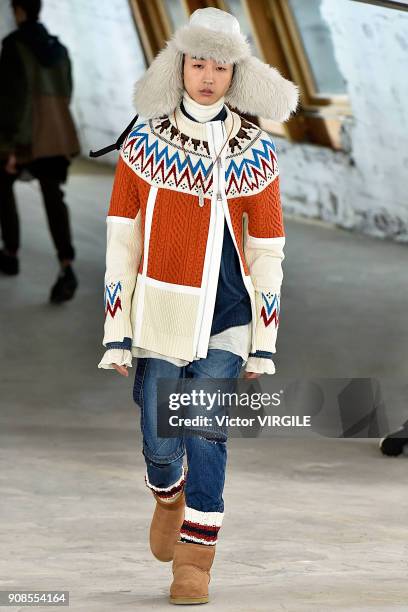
[182,90,225,123]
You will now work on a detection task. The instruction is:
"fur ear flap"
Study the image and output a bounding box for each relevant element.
[225,56,300,122]
[133,41,184,119]
[133,41,299,122]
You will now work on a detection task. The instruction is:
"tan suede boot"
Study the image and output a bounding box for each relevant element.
[149,489,186,562]
[169,541,216,605]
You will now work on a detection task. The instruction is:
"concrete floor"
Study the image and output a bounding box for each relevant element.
[1,159,407,611]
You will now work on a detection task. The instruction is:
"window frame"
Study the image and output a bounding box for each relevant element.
[352,0,408,11]
[156,0,190,33]
[274,0,351,113]
[129,0,219,61]
[128,0,352,150]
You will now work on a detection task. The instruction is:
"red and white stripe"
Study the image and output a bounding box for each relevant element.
[145,465,186,501]
[180,506,224,546]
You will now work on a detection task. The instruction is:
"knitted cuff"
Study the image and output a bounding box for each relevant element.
[245,356,276,375]
[97,348,133,369]
[179,506,224,546]
[145,465,186,502]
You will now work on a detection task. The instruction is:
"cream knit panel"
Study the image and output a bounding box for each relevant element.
[243,234,285,356]
[102,211,143,347]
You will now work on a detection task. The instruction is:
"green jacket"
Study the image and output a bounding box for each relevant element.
[0,20,80,163]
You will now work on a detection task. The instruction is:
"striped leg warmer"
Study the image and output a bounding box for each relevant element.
[179,506,224,546]
[144,465,186,503]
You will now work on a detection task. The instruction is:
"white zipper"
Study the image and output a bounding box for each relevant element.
[194,122,257,358]
[194,123,225,358]
[217,157,223,200]
[215,127,257,353]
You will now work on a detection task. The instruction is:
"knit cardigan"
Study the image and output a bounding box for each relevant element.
[99,104,285,374]
[180,101,254,338]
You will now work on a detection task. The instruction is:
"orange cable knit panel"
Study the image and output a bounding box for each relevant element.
[147,189,211,288]
[107,157,140,219]
[135,177,151,275]
[246,176,285,238]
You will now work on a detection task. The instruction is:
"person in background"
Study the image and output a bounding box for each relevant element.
[0,0,80,303]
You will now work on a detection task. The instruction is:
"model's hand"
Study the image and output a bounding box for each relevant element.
[5,154,18,174]
[243,371,262,379]
[112,364,129,377]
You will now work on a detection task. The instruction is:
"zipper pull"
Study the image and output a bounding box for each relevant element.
[217,158,223,201]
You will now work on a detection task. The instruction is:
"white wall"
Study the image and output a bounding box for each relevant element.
[0,0,15,38]
[276,0,408,242]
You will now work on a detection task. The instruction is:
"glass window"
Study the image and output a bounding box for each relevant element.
[161,0,188,31]
[288,0,347,95]
[223,0,261,58]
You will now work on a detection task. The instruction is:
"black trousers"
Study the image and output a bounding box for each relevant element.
[0,156,75,262]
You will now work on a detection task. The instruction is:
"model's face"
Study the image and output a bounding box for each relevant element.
[183,54,233,106]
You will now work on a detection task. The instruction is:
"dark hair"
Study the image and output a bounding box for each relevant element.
[12,0,42,21]
[182,54,236,79]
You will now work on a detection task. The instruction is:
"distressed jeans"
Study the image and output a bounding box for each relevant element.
[132,349,243,544]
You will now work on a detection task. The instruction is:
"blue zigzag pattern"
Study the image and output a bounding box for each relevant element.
[260,292,280,328]
[104,281,122,310]
[262,292,279,316]
[125,124,277,188]
[127,124,212,177]
[225,138,276,181]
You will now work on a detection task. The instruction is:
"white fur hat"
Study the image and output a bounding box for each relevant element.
[133,7,299,122]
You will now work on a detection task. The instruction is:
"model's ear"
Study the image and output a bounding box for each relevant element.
[225,56,300,122]
[133,41,184,119]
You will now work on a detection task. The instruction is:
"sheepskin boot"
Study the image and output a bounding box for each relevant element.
[150,489,186,562]
[148,467,188,562]
[169,541,216,605]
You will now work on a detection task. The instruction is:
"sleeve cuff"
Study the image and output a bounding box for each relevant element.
[248,350,275,359]
[98,348,133,370]
[245,356,276,375]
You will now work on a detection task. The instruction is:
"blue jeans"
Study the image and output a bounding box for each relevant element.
[133,349,243,514]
